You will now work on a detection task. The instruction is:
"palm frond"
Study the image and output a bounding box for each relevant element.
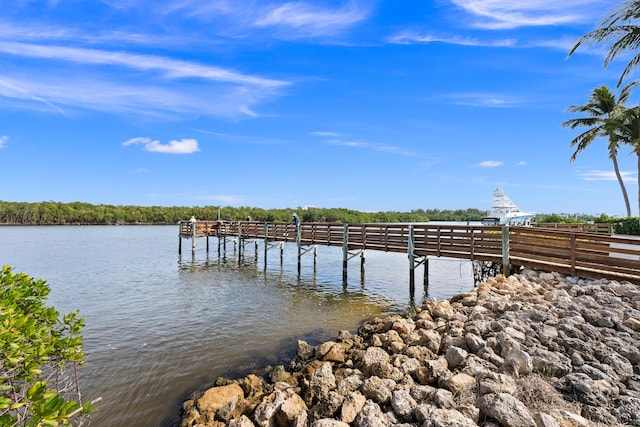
[561,117,601,129]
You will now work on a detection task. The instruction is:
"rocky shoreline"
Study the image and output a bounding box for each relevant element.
[180,269,640,427]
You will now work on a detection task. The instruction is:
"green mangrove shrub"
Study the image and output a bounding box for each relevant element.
[0,265,95,426]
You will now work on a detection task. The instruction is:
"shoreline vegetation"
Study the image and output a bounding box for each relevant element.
[179,269,640,427]
[0,200,622,226]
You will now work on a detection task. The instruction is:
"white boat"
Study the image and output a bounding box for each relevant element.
[482,188,535,226]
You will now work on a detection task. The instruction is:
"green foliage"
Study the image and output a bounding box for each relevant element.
[536,214,587,224]
[0,201,488,225]
[609,217,640,235]
[0,266,94,426]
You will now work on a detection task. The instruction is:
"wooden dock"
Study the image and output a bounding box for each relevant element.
[179,221,640,287]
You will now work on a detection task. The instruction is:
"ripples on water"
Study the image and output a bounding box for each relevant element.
[0,225,474,427]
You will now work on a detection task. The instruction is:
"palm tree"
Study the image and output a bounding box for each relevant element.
[569,1,640,87]
[562,83,637,217]
[605,105,640,223]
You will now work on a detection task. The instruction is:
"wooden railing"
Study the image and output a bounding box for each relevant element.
[179,221,640,284]
[509,227,639,282]
[532,222,612,234]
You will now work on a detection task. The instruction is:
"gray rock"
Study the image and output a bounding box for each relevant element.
[464,333,485,353]
[311,419,350,427]
[308,362,337,404]
[228,415,255,427]
[479,393,536,427]
[528,348,572,377]
[354,401,389,427]
[409,384,436,403]
[603,353,634,381]
[557,373,608,406]
[297,340,315,361]
[477,372,517,395]
[415,357,448,385]
[502,347,532,376]
[535,412,560,427]
[613,396,640,426]
[445,346,468,369]
[253,389,287,427]
[361,376,392,404]
[433,388,455,409]
[360,347,392,378]
[390,389,417,421]
[414,404,476,427]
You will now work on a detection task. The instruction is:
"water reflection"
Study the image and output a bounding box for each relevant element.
[0,226,474,427]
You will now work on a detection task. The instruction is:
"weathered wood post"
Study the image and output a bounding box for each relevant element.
[255,237,259,262]
[296,222,302,275]
[502,225,510,276]
[191,220,196,253]
[205,221,209,253]
[570,233,577,276]
[342,224,349,284]
[361,225,366,280]
[178,221,182,254]
[238,221,243,263]
[280,242,284,265]
[424,257,429,290]
[408,224,416,296]
[264,223,269,267]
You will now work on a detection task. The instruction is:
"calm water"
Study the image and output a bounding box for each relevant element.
[0,225,474,426]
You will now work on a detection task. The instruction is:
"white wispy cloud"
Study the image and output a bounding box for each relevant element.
[253,2,369,38]
[0,41,287,88]
[328,139,418,157]
[388,32,516,47]
[516,161,527,166]
[313,131,419,157]
[0,135,8,148]
[112,0,370,40]
[581,170,636,182]
[445,92,520,108]
[449,0,609,30]
[123,137,200,154]
[478,160,503,167]
[0,73,272,118]
[310,131,344,137]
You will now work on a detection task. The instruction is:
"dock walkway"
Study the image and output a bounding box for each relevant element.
[179,221,640,287]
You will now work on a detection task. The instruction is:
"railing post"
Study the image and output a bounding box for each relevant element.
[178,221,182,254]
[570,233,576,276]
[502,225,510,276]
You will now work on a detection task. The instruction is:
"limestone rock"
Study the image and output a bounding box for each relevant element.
[443,373,476,395]
[197,383,244,421]
[353,401,388,427]
[339,391,366,423]
[390,389,417,421]
[479,393,536,427]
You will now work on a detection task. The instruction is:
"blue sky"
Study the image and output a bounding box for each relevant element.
[1,0,637,217]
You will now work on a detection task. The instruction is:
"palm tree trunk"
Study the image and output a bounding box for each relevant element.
[612,156,632,217]
[637,152,640,227]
